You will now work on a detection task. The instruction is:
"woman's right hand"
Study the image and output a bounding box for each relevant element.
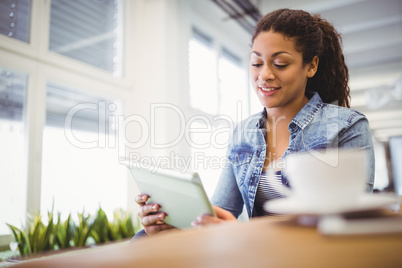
[135,194,176,235]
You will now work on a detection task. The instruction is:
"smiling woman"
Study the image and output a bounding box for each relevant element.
[210,8,374,220]
[250,31,318,112]
[133,8,375,237]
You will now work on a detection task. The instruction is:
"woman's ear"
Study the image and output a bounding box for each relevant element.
[307,56,319,78]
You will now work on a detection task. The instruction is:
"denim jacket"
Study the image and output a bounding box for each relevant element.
[211,92,375,218]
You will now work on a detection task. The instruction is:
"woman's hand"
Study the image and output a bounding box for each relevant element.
[136,194,176,235]
[191,206,237,227]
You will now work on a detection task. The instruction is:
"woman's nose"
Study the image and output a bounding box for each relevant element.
[258,65,275,81]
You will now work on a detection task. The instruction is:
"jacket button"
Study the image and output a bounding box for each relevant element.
[289,122,296,129]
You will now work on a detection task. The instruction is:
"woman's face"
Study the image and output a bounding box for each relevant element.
[250,31,317,110]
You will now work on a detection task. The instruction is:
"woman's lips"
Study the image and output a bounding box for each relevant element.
[259,86,280,96]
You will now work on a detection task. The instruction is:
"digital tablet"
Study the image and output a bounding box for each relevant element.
[121,161,216,229]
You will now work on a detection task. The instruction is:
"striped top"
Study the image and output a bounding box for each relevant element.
[254,160,287,216]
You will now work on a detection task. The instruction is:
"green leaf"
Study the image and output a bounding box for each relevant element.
[41,215,54,251]
[91,207,110,244]
[19,230,31,256]
[6,224,26,256]
[64,214,74,248]
[31,215,44,253]
[73,211,94,247]
[6,224,20,242]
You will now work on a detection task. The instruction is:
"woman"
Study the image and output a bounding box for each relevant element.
[135,8,375,235]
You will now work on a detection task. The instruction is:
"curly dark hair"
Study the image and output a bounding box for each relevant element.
[251,9,350,107]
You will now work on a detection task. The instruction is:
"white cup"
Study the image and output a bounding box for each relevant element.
[283,149,368,208]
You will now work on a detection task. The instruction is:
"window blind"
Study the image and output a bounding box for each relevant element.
[0,67,27,122]
[46,83,118,133]
[0,0,31,42]
[49,0,123,76]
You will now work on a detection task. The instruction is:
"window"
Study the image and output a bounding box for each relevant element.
[0,67,28,235]
[0,0,128,245]
[188,27,255,120]
[187,27,252,197]
[41,83,126,218]
[188,28,218,114]
[0,0,31,42]
[218,47,248,120]
[49,0,123,76]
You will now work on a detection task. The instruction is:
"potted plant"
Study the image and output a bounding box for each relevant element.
[7,211,55,258]
[6,207,139,262]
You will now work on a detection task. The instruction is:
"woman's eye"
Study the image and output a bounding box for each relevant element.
[274,64,288,69]
[251,63,262,67]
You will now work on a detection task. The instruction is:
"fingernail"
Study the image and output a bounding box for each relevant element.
[159,213,164,219]
[153,204,158,210]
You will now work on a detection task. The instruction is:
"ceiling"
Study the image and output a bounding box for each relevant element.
[210,0,402,142]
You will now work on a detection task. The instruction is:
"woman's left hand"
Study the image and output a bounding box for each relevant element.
[191,206,237,227]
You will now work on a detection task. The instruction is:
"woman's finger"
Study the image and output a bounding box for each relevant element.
[135,194,149,205]
[138,203,159,217]
[141,212,166,226]
[145,222,175,235]
[191,215,221,227]
[191,207,237,227]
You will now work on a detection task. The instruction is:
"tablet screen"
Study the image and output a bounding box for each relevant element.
[122,162,216,229]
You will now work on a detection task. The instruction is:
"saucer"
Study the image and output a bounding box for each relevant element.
[264,193,397,215]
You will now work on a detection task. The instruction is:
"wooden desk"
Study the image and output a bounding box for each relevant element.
[12,214,402,268]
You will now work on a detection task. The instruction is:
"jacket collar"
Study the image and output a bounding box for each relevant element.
[290,92,323,130]
[256,92,324,130]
